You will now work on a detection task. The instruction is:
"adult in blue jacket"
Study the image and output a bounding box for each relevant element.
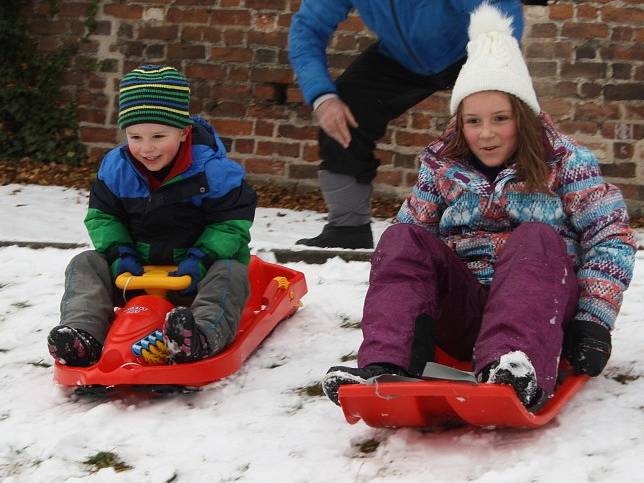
[288,0,524,249]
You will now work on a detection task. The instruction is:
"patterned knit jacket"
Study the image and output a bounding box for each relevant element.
[396,114,636,329]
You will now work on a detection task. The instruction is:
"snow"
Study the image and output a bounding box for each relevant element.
[1,183,643,483]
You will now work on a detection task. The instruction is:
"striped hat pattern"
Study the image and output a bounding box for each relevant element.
[118,65,192,129]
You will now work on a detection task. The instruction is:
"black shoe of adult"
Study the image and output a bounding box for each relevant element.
[295,223,373,249]
[322,363,405,406]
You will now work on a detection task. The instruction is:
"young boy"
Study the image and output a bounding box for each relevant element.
[47,65,256,366]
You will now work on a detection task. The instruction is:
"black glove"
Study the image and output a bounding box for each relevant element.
[564,320,612,376]
[521,0,550,5]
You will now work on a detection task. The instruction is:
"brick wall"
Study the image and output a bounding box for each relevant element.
[23,0,644,214]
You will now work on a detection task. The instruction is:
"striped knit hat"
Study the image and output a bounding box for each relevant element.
[118,65,192,129]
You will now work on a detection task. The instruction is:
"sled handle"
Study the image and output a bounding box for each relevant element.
[115,265,191,296]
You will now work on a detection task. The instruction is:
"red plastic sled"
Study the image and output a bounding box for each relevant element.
[338,348,588,429]
[53,255,307,390]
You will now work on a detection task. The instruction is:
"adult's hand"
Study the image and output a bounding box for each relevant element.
[315,97,358,149]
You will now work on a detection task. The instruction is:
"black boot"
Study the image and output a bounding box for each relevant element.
[47,326,102,367]
[163,307,210,363]
[295,223,373,249]
[322,363,406,405]
[479,351,540,408]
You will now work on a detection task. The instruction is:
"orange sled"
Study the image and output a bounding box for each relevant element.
[338,349,588,429]
[54,255,306,392]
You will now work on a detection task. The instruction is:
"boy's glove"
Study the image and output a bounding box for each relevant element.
[564,320,612,377]
[110,245,144,278]
[170,247,209,295]
[521,0,549,5]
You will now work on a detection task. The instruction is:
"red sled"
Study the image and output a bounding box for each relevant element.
[338,348,588,429]
[53,255,307,392]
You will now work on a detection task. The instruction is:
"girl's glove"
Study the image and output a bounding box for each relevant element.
[564,320,612,377]
[170,247,209,295]
[110,245,144,278]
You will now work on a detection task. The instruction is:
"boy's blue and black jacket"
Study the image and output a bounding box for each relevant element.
[85,116,256,267]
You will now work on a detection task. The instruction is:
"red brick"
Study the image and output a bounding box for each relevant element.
[336,15,365,33]
[603,6,644,25]
[167,44,207,59]
[562,22,609,39]
[246,0,286,10]
[138,25,179,40]
[167,8,211,24]
[558,121,599,136]
[211,47,253,63]
[549,3,573,19]
[302,143,319,162]
[212,119,254,136]
[80,127,117,144]
[374,169,403,187]
[185,63,226,80]
[395,130,432,148]
[277,125,318,141]
[182,26,223,42]
[233,138,255,154]
[244,158,286,175]
[104,4,143,19]
[256,141,300,158]
[255,120,275,137]
[612,145,635,162]
[212,9,251,26]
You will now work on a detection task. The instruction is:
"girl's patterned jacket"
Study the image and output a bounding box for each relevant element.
[397,114,636,330]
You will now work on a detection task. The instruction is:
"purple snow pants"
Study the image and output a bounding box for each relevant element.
[357,222,579,395]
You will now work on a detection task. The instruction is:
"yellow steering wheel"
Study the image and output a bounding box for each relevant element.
[115,265,191,296]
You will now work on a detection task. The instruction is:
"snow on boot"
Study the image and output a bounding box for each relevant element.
[163,307,209,363]
[47,326,102,367]
[322,363,405,406]
[295,223,373,249]
[479,350,539,407]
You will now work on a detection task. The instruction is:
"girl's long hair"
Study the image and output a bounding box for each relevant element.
[439,94,550,192]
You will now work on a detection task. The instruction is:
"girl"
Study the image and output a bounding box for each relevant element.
[322,4,636,409]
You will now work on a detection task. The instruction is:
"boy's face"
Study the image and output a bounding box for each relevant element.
[125,123,189,171]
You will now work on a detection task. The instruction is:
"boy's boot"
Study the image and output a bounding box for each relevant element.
[296,170,373,249]
[47,326,102,367]
[479,350,540,408]
[322,363,406,405]
[163,307,210,363]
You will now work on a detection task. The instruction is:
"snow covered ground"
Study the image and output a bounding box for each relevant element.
[0,184,643,483]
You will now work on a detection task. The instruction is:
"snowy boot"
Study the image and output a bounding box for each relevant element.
[47,326,102,367]
[322,363,406,405]
[163,307,210,364]
[479,351,540,407]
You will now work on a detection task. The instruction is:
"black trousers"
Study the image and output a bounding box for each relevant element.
[319,44,465,184]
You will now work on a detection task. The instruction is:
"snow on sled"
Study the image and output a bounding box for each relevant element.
[53,255,307,393]
[338,348,588,429]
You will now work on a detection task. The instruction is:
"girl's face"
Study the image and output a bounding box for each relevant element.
[461,91,519,168]
[125,123,188,171]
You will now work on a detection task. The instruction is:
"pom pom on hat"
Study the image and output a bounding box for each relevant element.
[118,65,192,129]
[449,3,540,115]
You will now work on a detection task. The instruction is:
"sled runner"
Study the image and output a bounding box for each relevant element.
[338,349,588,429]
[53,255,307,392]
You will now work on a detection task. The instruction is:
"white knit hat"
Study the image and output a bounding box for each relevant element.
[449,3,540,115]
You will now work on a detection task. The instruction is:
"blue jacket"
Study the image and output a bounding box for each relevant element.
[85,116,256,266]
[289,0,524,105]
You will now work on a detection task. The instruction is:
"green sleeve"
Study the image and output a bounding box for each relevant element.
[84,207,133,253]
[195,219,252,265]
